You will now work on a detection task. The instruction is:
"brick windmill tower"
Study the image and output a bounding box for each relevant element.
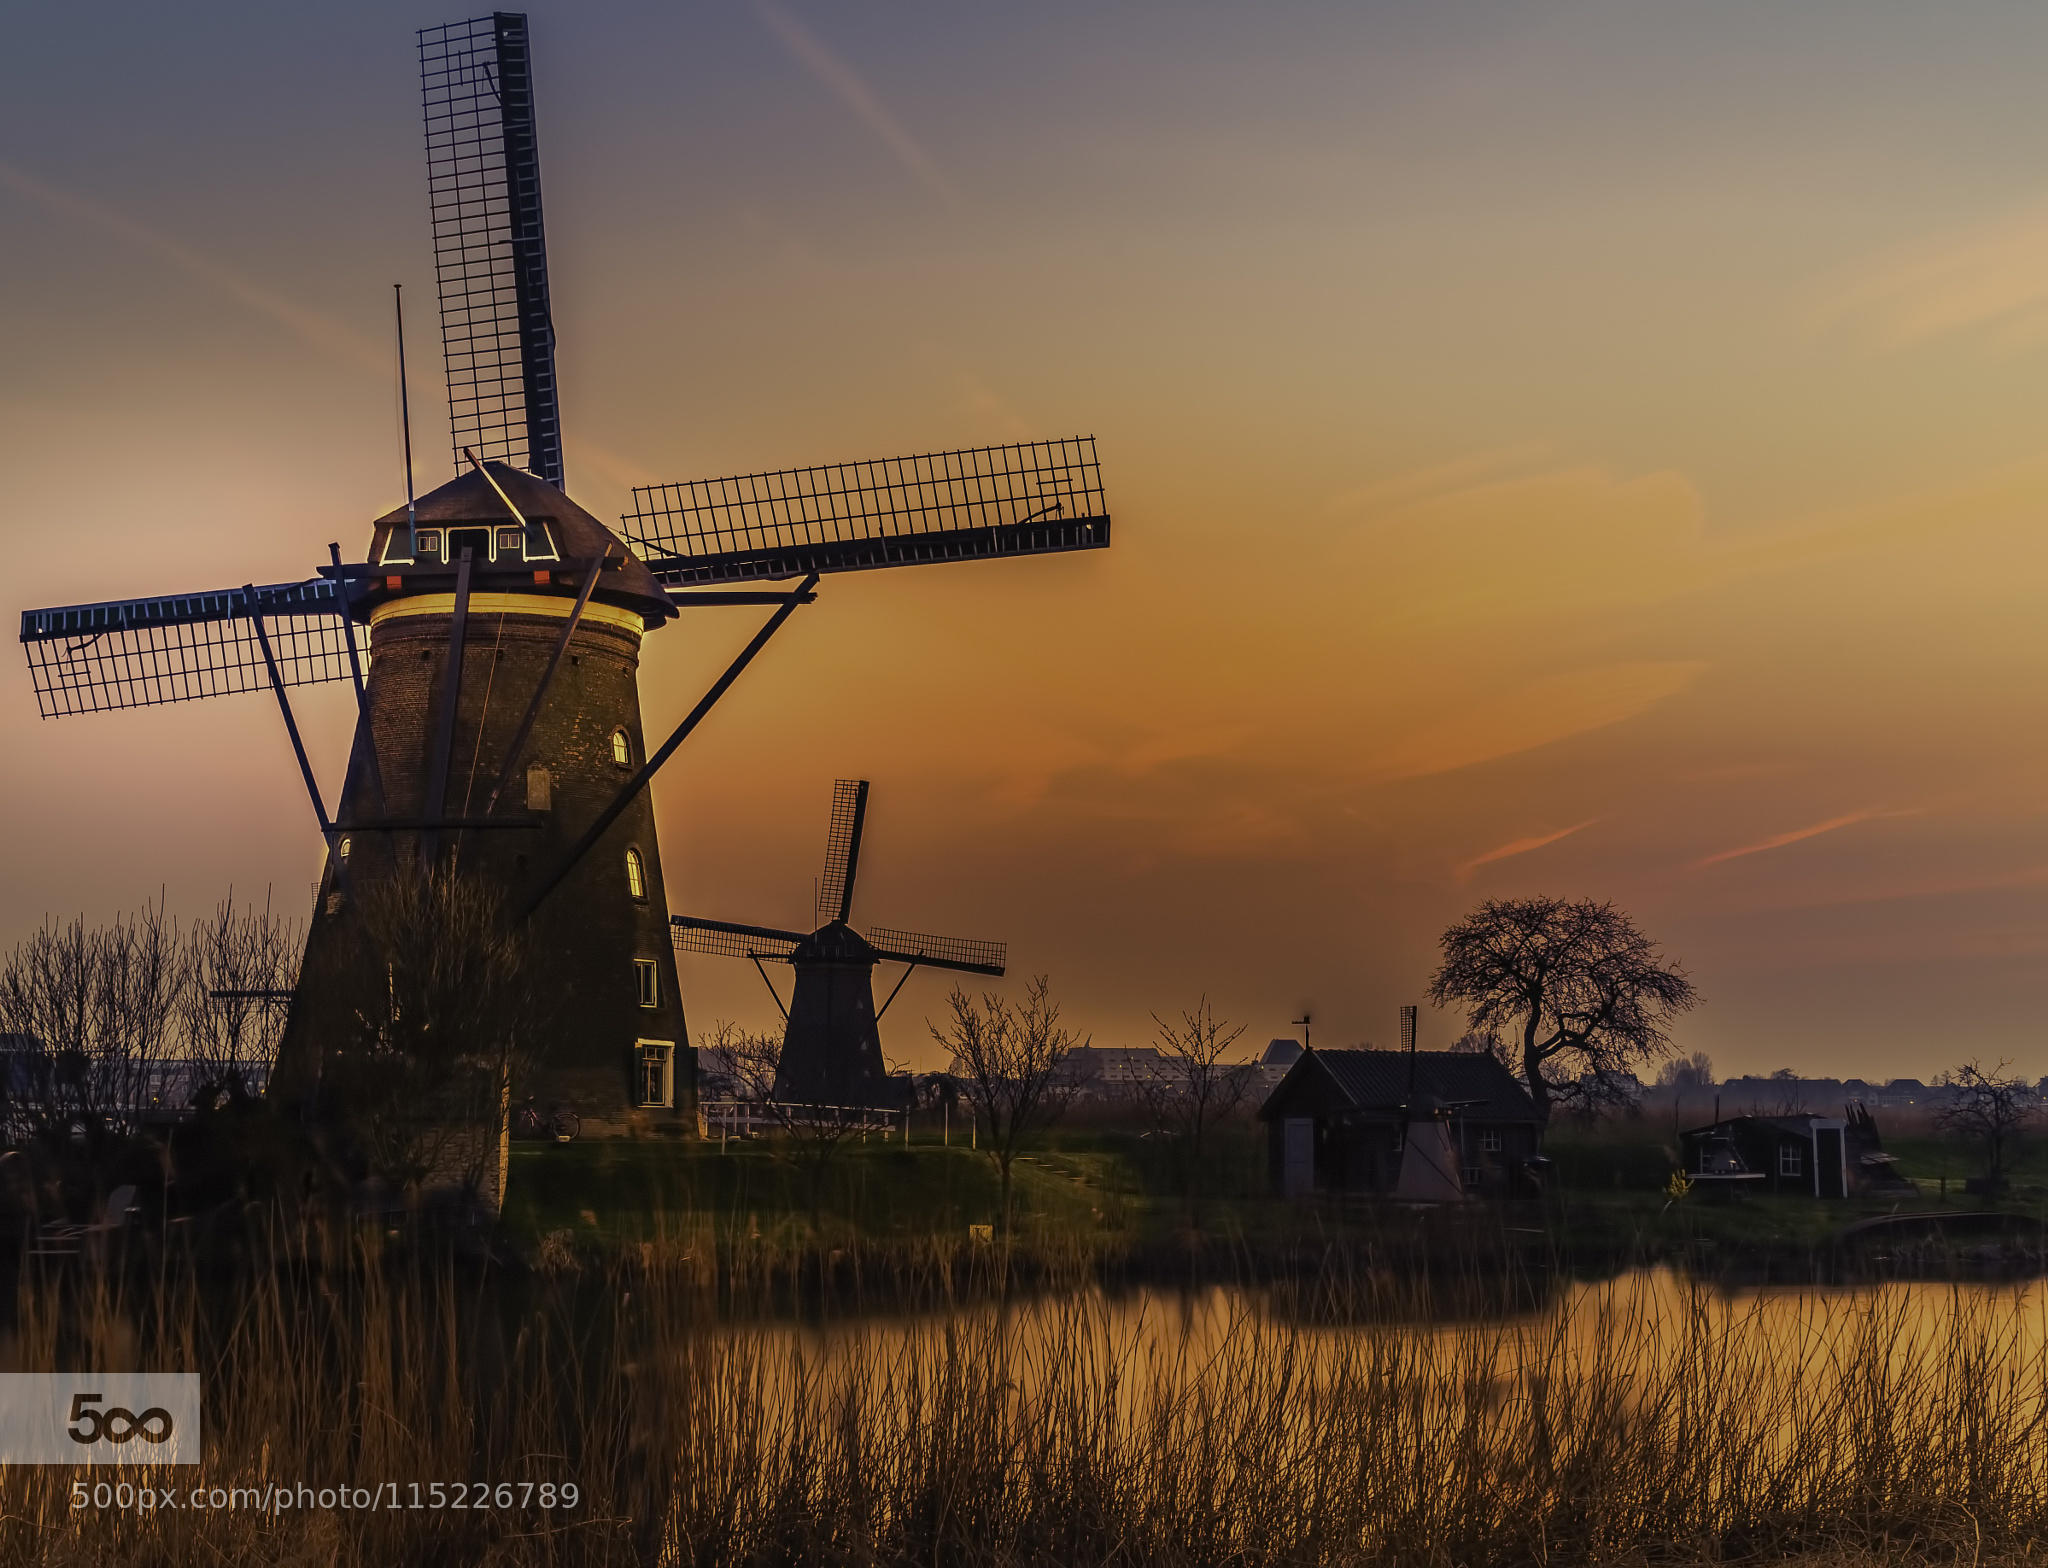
[16,13,1112,1143]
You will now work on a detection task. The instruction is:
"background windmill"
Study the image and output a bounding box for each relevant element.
[14,12,1108,1141]
[674,779,1005,1109]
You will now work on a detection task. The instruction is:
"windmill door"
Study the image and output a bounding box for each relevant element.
[1282,1118,1316,1197]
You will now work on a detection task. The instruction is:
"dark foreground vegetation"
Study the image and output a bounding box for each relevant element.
[7,1205,2048,1567]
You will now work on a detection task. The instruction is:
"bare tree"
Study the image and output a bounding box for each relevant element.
[1656,1051,1715,1091]
[179,892,299,1100]
[1936,1060,2038,1191]
[929,976,1082,1236]
[1139,998,1249,1218]
[312,869,549,1202]
[0,902,184,1153]
[1428,897,1698,1123]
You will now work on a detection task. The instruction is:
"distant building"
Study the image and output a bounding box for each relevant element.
[1052,1045,1177,1098]
[1257,1049,1543,1198]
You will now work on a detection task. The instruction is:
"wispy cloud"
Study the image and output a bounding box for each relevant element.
[0,158,385,377]
[1457,819,1598,882]
[1323,442,1551,518]
[1693,808,1917,869]
[1829,204,2048,349]
[754,3,960,209]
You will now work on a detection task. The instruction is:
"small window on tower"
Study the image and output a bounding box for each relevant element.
[525,765,552,812]
[625,848,647,901]
[416,530,443,561]
[635,959,658,1008]
[337,836,351,861]
[611,729,632,768]
[497,527,523,556]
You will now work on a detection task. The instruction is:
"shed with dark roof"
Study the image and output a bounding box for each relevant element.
[1257,1049,1543,1197]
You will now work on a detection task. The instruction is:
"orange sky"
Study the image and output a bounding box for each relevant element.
[7,3,2048,1078]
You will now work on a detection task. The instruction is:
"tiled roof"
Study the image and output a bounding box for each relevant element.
[1276,1049,1540,1123]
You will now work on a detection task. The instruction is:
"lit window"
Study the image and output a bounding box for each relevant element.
[635,959,659,1008]
[1779,1143,1804,1178]
[525,765,552,812]
[337,836,351,860]
[625,848,647,900]
[638,1041,673,1108]
[1479,1129,1502,1154]
[611,729,632,767]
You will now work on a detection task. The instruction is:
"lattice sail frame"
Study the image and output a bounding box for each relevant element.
[20,582,358,719]
[815,779,869,927]
[420,13,563,486]
[625,438,1109,585]
[670,918,804,963]
[863,926,1006,976]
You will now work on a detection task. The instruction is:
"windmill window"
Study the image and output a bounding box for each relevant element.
[525,765,552,811]
[635,959,659,1008]
[1479,1129,1502,1154]
[625,848,647,901]
[522,518,560,561]
[416,529,443,561]
[637,1041,673,1108]
[497,527,523,556]
[446,526,493,563]
[336,836,351,861]
[611,729,633,768]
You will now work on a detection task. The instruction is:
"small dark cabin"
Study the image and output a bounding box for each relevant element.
[1680,1114,1849,1197]
[1258,1049,1543,1197]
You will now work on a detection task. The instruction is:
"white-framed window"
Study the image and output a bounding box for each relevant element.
[624,848,647,900]
[611,729,633,768]
[521,519,560,562]
[497,527,524,557]
[637,1041,674,1108]
[1779,1143,1804,1178]
[416,528,443,561]
[1479,1129,1503,1154]
[635,959,659,1009]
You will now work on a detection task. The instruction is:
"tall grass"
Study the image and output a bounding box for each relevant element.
[5,1219,2048,1565]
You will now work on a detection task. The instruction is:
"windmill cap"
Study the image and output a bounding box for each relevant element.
[365,462,674,624]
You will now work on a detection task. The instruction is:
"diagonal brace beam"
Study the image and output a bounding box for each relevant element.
[511,572,821,925]
[246,585,330,836]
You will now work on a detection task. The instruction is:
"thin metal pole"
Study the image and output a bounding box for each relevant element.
[511,572,820,925]
[246,587,329,835]
[397,284,417,557]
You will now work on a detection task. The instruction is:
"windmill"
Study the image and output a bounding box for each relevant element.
[673,780,1003,1109]
[14,14,1110,1137]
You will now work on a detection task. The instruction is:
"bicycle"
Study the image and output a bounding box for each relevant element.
[512,1098,581,1143]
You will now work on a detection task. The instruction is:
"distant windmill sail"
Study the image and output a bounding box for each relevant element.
[816,779,869,927]
[419,12,563,486]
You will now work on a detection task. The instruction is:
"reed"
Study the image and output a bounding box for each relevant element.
[4,1218,2048,1565]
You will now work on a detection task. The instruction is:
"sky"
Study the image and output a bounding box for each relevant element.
[6,1,2048,1078]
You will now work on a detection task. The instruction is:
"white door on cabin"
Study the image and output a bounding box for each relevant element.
[1282,1118,1315,1196]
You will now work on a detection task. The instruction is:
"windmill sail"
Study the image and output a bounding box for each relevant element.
[625,437,1110,585]
[863,925,1006,976]
[815,778,869,927]
[670,916,805,963]
[420,12,563,487]
[19,581,356,718]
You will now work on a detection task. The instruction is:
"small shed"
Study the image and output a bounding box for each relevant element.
[1257,1049,1543,1198]
[1680,1114,1849,1197]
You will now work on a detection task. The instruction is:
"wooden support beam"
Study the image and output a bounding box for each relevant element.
[420,549,474,862]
